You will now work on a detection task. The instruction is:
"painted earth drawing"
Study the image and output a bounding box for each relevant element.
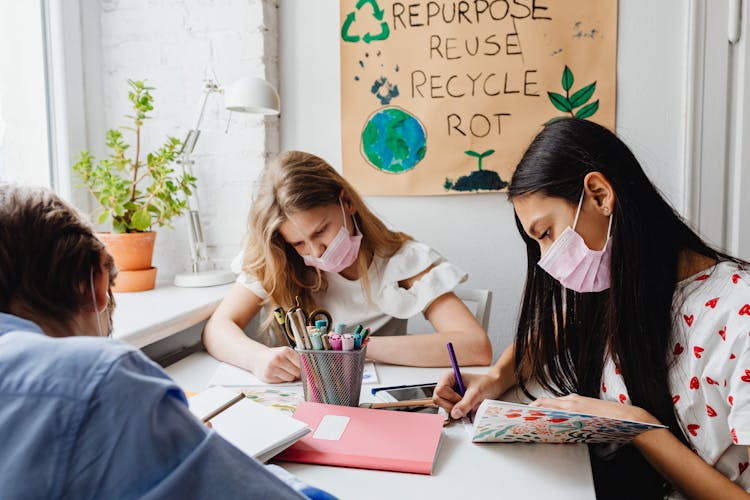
[361,106,426,174]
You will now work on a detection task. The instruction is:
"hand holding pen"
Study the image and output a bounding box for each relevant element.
[433,367,504,422]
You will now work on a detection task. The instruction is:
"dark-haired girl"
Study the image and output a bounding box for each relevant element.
[434,118,750,498]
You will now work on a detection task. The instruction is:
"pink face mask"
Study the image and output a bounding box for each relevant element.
[537,190,613,293]
[302,200,362,273]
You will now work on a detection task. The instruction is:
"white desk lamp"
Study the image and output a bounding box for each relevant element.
[174,77,280,287]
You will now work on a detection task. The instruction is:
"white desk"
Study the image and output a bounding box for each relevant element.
[166,352,595,499]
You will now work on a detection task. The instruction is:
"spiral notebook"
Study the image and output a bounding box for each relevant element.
[470,400,667,444]
[188,386,311,462]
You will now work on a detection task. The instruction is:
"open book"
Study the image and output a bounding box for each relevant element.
[470,400,667,444]
[188,386,311,462]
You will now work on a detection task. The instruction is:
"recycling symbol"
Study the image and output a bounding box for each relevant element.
[342,0,390,43]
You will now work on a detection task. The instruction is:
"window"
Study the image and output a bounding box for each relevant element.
[0,1,52,187]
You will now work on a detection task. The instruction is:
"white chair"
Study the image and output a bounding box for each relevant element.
[454,287,492,332]
[407,287,493,334]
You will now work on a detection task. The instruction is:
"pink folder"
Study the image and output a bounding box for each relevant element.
[275,401,444,475]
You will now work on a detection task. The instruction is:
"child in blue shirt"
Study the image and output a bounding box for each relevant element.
[0,183,334,499]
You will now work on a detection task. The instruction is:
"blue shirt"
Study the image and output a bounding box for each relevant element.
[0,313,308,500]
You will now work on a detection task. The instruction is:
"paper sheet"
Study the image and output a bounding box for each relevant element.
[208,361,379,387]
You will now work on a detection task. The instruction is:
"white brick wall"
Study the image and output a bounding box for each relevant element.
[90,0,279,280]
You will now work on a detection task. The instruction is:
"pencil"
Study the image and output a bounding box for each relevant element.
[359,398,435,409]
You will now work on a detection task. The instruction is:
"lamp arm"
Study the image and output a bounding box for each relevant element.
[179,79,222,158]
[178,79,223,272]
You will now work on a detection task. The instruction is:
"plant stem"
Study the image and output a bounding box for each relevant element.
[130,115,142,203]
[567,87,575,118]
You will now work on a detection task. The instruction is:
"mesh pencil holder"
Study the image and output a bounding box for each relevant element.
[296,346,367,407]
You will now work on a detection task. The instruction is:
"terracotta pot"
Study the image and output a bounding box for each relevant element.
[113,267,158,293]
[96,232,157,292]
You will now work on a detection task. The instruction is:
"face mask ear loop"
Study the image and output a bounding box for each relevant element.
[606,213,613,239]
[338,197,349,232]
[339,197,360,236]
[572,190,585,230]
[90,267,104,337]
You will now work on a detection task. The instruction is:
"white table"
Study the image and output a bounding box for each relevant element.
[165,352,595,499]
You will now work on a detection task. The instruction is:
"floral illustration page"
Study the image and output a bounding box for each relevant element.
[472,400,666,444]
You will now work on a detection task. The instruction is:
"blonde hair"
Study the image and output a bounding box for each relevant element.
[243,151,412,325]
[0,183,116,335]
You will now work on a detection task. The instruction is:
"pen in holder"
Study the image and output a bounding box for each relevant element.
[296,345,368,407]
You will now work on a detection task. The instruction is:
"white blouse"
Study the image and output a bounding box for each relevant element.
[600,261,750,492]
[231,240,467,336]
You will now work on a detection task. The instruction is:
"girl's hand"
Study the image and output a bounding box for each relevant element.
[530,393,661,425]
[251,346,301,383]
[433,371,503,419]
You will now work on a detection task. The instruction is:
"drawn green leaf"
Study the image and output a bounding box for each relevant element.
[575,99,599,119]
[562,66,574,91]
[478,149,496,159]
[569,82,596,108]
[464,150,481,158]
[547,92,572,112]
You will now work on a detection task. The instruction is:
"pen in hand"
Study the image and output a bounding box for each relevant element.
[446,342,473,423]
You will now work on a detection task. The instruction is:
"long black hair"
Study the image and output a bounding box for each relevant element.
[508,118,739,496]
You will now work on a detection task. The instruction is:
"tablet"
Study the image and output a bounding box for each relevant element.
[376,383,436,402]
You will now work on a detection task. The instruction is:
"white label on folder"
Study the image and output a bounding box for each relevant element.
[313,415,350,440]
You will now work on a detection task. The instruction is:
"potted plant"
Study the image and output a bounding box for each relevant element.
[73,79,196,292]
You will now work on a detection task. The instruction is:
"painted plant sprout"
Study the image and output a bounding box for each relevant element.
[444,149,508,192]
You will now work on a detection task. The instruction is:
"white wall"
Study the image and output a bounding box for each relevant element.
[279,1,692,359]
[78,0,280,280]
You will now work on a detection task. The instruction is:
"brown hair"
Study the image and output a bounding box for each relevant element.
[243,151,412,326]
[0,183,116,334]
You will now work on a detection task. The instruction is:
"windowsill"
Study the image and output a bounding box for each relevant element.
[111,283,232,348]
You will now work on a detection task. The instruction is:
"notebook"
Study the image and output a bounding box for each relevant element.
[208,361,379,386]
[188,386,311,462]
[275,401,445,474]
[470,399,667,444]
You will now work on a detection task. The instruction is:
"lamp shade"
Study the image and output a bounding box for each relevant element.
[224,77,280,115]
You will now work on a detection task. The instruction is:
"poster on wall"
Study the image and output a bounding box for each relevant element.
[340,0,618,196]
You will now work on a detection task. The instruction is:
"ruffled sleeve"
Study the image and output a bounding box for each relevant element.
[375,240,467,318]
[230,251,268,300]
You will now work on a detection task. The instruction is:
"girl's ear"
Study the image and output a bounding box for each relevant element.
[340,190,356,214]
[583,171,616,216]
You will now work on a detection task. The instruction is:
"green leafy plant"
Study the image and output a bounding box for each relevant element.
[547,65,599,121]
[73,79,196,233]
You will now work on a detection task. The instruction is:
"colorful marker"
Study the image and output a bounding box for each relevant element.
[342,334,354,351]
[329,333,342,351]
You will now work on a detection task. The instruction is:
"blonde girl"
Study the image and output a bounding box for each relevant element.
[203,151,492,382]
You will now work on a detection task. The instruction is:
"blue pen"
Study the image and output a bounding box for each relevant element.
[447,342,472,422]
